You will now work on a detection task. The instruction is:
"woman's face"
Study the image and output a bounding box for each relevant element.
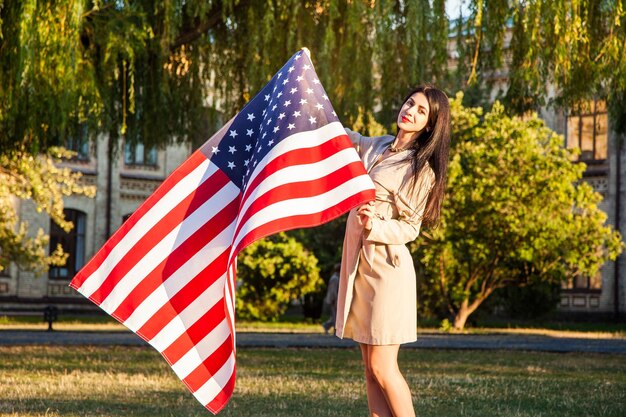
[397,92,430,134]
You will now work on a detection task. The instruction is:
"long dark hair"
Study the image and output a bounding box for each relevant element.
[395,84,451,229]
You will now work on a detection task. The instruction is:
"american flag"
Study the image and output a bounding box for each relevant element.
[69,49,375,413]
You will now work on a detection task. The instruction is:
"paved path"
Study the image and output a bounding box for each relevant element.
[1,330,625,354]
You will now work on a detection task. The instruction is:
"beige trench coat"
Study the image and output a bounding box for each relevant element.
[335,128,436,345]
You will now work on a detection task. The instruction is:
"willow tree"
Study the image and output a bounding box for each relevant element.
[0,0,452,156]
[3,0,625,309]
[454,0,626,128]
[3,1,625,150]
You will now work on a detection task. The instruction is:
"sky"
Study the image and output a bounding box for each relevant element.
[445,0,471,19]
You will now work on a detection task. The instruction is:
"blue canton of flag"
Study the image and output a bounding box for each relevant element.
[209,50,337,189]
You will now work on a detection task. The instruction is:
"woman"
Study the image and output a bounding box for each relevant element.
[336,85,451,417]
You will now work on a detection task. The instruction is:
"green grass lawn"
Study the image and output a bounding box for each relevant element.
[0,345,624,417]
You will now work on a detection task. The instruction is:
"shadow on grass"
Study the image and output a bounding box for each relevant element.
[0,392,365,417]
[3,386,626,417]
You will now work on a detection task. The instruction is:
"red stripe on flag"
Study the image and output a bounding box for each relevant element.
[233,190,375,255]
[111,196,241,322]
[206,368,236,414]
[88,169,232,306]
[70,151,208,289]
[234,161,368,239]
[184,335,233,392]
[240,135,348,206]
[136,248,231,342]
[161,297,227,365]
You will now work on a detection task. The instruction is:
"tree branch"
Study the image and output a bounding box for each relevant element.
[169,0,252,52]
[466,0,483,86]
[464,253,500,294]
[170,8,223,52]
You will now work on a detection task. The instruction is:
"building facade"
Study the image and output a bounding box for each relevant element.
[0,135,191,311]
[539,102,625,317]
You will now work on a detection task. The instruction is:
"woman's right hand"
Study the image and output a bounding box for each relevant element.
[356,201,375,231]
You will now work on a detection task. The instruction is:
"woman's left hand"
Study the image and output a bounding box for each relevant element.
[357,201,375,231]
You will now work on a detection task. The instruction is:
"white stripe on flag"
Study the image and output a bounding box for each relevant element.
[123,222,235,332]
[97,183,240,314]
[244,121,346,193]
[171,318,231,379]
[148,273,227,353]
[238,148,360,218]
[225,262,237,347]
[223,271,235,335]
[233,175,373,251]
[193,352,236,405]
[78,160,218,297]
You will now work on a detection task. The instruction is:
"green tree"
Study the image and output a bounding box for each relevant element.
[236,232,322,321]
[411,94,624,330]
[0,148,95,273]
[1,0,454,155]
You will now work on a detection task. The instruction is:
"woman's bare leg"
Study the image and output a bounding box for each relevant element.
[359,343,393,417]
[367,344,415,417]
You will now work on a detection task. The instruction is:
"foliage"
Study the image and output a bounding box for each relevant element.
[2,0,626,324]
[455,1,626,129]
[286,216,346,319]
[0,0,456,155]
[411,93,625,329]
[2,1,626,157]
[0,148,96,274]
[236,232,322,321]
[493,281,562,320]
[287,216,346,282]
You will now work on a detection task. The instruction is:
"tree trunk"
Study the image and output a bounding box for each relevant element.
[453,303,472,330]
[453,295,488,330]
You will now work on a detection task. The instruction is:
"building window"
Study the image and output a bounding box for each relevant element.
[566,100,608,162]
[65,122,90,160]
[124,142,158,166]
[49,209,86,280]
[563,268,602,292]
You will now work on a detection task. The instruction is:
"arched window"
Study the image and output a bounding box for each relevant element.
[49,209,86,280]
